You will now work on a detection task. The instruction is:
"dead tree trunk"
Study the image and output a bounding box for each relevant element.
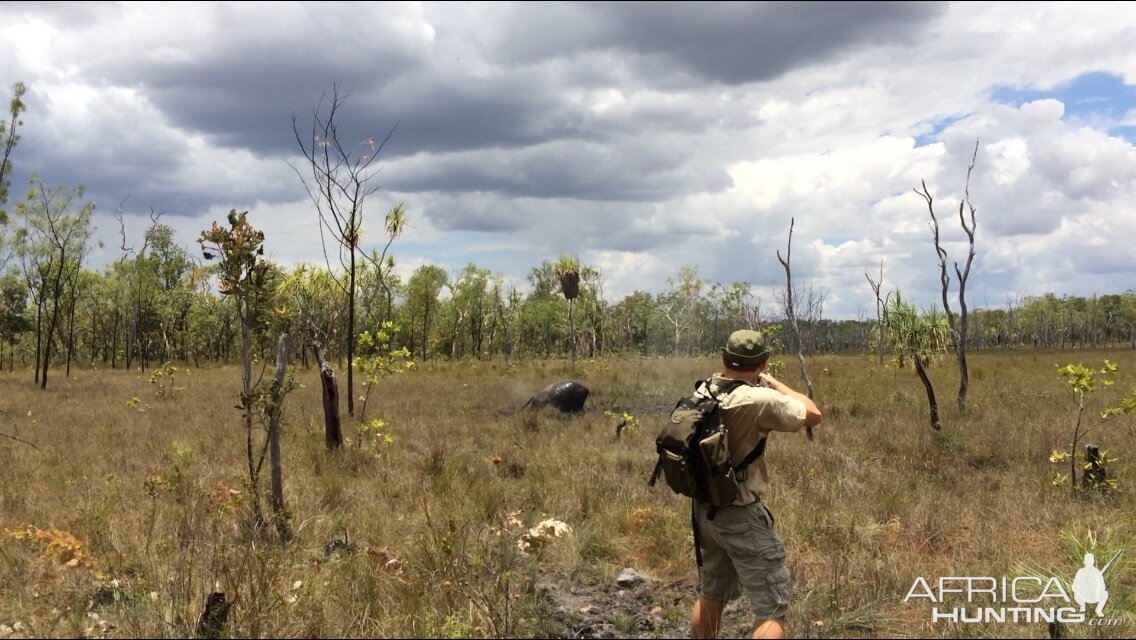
[239,304,266,535]
[777,218,815,441]
[268,332,292,542]
[866,262,885,366]
[913,356,941,431]
[915,139,978,414]
[1082,443,1107,491]
[312,340,343,450]
[952,145,978,412]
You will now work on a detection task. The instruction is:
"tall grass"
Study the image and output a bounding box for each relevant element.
[0,350,1133,638]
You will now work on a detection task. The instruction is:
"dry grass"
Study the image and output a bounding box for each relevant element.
[0,350,1134,638]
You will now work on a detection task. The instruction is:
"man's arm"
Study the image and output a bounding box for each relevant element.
[759,373,822,427]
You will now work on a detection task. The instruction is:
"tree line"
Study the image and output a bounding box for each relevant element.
[0,209,1133,381]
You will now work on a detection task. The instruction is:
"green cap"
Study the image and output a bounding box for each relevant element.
[722,329,771,366]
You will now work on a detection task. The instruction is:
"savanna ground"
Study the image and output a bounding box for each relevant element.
[1,348,1134,639]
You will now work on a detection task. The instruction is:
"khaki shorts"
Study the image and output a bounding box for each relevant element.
[695,500,792,620]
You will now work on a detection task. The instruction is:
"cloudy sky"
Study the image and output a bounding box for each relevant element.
[2,1,1134,320]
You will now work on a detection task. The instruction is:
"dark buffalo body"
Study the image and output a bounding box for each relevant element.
[524,380,590,413]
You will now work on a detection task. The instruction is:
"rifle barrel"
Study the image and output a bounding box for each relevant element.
[1101,549,1122,575]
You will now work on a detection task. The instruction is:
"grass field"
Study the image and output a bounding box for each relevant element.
[1,348,1134,638]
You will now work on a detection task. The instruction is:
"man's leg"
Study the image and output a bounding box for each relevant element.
[1096,590,1108,618]
[691,596,727,638]
[729,504,791,638]
[751,616,786,639]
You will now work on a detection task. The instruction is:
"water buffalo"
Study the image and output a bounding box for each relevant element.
[523,380,590,413]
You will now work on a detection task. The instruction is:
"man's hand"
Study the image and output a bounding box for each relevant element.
[760,372,822,428]
[758,372,781,390]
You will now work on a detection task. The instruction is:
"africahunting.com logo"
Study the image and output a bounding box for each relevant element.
[903,550,1124,626]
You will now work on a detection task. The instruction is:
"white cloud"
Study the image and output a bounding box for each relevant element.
[3,1,1136,320]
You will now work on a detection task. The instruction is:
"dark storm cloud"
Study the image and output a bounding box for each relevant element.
[76,6,429,158]
[492,1,947,85]
[5,1,945,217]
[26,0,944,192]
[11,84,196,215]
[385,136,733,205]
[364,75,591,156]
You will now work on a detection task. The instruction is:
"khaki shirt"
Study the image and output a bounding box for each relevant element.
[701,374,807,505]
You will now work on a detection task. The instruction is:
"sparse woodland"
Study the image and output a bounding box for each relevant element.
[0,240,1133,378]
[3,81,1135,640]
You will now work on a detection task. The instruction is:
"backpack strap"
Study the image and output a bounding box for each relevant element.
[697,376,749,398]
[700,377,750,522]
[735,436,767,477]
[709,377,768,479]
[648,456,664,487]
[717,377,750,397]
[691,499,705,573]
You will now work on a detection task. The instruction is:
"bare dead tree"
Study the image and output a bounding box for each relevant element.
[268,332,292,542]
[952,145,979,407]
[291,83,396,418]
[865,261,885,366]
[776,218,814,441]
[914,138,979,413]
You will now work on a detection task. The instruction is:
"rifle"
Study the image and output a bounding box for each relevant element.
[1101,549,1122,575]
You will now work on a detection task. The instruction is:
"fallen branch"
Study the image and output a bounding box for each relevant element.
[0,409,39,450]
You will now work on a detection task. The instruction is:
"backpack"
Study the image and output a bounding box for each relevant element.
[648,377,767,511]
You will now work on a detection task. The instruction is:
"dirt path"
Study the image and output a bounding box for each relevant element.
[536,568,755,639]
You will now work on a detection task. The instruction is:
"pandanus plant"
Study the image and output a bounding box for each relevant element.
[882,290,950,430]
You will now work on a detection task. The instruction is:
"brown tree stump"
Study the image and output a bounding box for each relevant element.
[312,341,342,449]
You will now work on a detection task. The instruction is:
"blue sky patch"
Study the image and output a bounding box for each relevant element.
[915,115,965,148]
[990,71,1136,142]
